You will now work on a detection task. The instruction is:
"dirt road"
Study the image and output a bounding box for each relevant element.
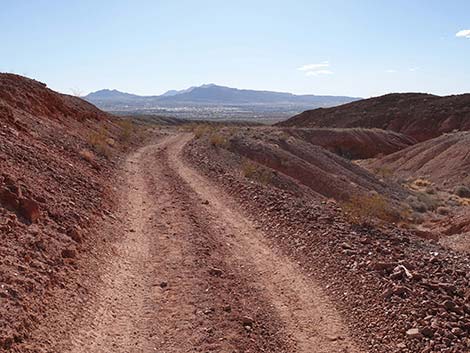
[63,133,359,353]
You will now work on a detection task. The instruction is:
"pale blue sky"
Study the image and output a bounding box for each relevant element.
[2,0,470,97]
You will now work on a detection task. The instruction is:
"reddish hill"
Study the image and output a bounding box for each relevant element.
[0,73,107,123]
[365,132,470,250]
[366,131,470,188]
[0,74,122,351]
[184,128,470,353]
[277,93,470,141]
[277,127,416,159]
[189,126,409,204]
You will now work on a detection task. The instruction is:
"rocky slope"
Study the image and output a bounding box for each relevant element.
[277,93,470,141]
[199,126,409,204]
[364,132,470,250]
[0,74,127,351]
[184,129,470,353]
[276,127,416,159]
[366,132,470,189]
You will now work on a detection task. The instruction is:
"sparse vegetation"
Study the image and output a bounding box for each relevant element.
[454,185,470,198]
[375,167,393,179]
[209,133,227,147]
[342,193,397,226]
[413,178,431,188]
[79,149,95,163]
[88,126,112,158]
[437,206,450,215]
[192,124,213,139]
[242,160,258,178]
[116,120,135,144]
[241,159,272,185]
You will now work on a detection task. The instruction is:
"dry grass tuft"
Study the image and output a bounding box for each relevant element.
[116,120,135,144]
[241,159,272,185]
[88,126,112,158]
[209,133,227,147]
[342,193,397,226]
[193,124,214,139]
[79,149,95,163]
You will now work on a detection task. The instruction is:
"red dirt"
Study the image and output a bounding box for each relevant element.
[1,74,360,352]
[277,128,416,159]
[185,130,470,353]
[277,93,470,141]
[0,74,123,351]
[2,74,470,353]
[365,131,470,250]
[209,127,408,204]
[57,134,359,353]
[366,131,470,189]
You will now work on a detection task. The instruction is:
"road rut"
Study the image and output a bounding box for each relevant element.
[63,133,359,353]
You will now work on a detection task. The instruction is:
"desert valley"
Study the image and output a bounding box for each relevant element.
[2,2,470,352]
[1,73,470,353]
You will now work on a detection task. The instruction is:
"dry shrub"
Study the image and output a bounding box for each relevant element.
[179,123,195,132]
[193,124,213,139]
[437,206,450,216]
[116,120,135,144]
[375,167,393,179]
[416,191,440,210]
[79,149,95,163]
[455,185,470,198]
[241,160,272,185]
[88,126,112,158]
[342,194,396,226]
[242,160,258,178]
[209,133,227,147]
[413,178,431,188]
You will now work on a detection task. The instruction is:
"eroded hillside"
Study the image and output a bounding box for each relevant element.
[278,93,470,141]
[0,74,139,351]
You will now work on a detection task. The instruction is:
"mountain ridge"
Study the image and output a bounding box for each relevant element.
[84,84,361,114]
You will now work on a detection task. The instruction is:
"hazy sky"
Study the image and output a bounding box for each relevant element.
[2,0,470,97]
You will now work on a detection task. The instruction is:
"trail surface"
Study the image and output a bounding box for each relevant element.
[64,133,359,353]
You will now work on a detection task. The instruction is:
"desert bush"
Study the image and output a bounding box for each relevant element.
[116,120,135,144]
[375,167,393,179]
[257,168,272,185]
[241,159,272,185]
[454,185,470,198]
[88,126,112,158]
[79,149,95,163]
[209,133,227,147]
[342,193,396,226]
[416,192,440,211]
[437,206,450,216]
[242,160,258,178]
[410,211,425,224]
[406,195,427,213]
[193,124,213,139]
[414,178,431,187]
[446,195,462,207]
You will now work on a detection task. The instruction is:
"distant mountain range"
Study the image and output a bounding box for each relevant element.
[84,84,361,121]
